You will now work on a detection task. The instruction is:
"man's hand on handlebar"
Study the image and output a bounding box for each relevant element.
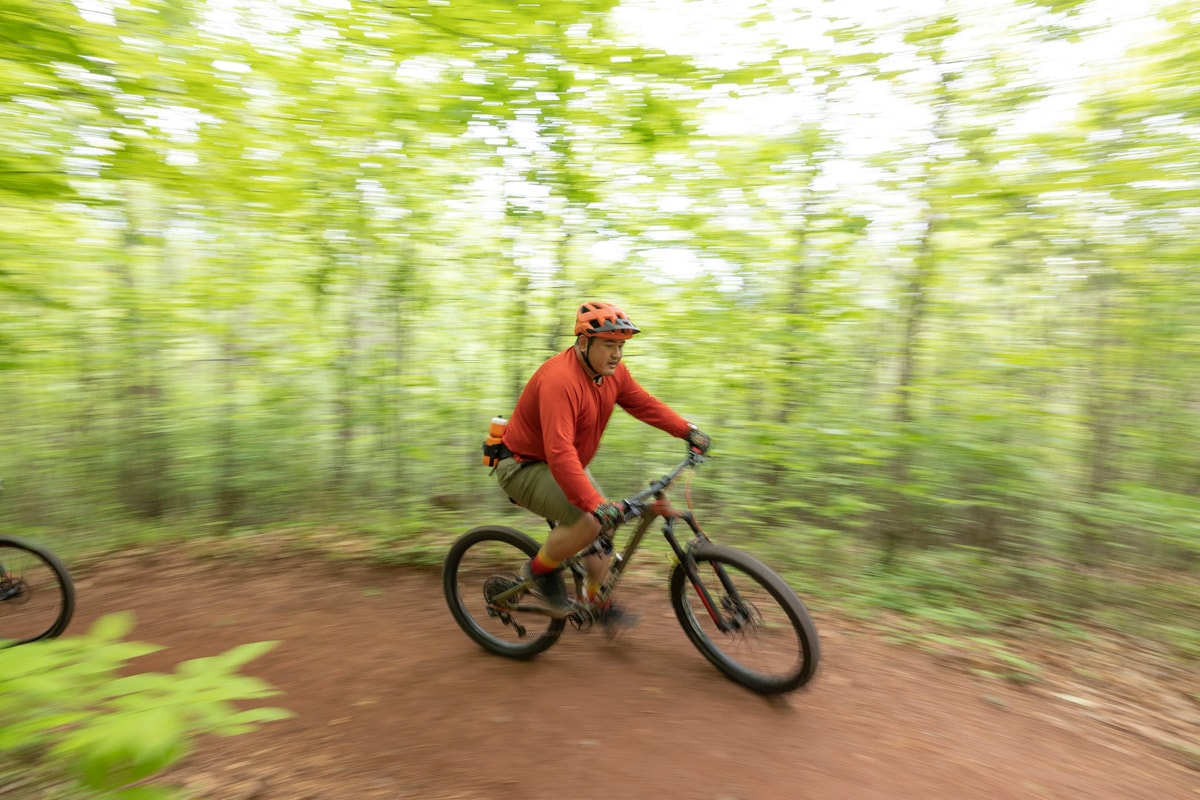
[686,425,711,454]
[593,501,626,528]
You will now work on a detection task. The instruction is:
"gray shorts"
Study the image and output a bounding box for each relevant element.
[494,459,602,526]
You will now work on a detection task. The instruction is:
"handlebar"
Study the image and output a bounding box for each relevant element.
[619,448,706,521]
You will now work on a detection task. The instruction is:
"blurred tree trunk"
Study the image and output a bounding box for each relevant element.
[1075,272,1121,563]
[1084,284,1118,498]
[215,311,242,527]
[882,218,937,561]
[879,68,951,561]
[777,192,812,429]
[505,206,533,406]
[111,201,169,519]
[385,250,414,500]
[544,233,572,353]
[331,257,360,498]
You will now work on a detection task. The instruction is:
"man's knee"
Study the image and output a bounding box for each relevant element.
[559,511,601,545]
[574,511,601,537]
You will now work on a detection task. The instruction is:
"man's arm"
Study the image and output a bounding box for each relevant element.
[538,385,607,512]
[615,367,692,439]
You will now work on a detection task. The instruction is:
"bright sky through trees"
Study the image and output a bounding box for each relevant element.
[602,0,1178,274]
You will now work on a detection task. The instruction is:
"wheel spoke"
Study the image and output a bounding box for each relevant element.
[0,539,74,646]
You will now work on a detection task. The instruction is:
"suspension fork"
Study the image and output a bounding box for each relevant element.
[661,514,740,634]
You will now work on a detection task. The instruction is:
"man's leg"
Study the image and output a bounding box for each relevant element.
[581,551,612,603]
[495,460,636,626]
[496,461,605,604]
[541,512,601,561]
[546,517,611,604]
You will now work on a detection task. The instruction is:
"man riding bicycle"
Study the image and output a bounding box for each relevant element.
[493,301,710,627]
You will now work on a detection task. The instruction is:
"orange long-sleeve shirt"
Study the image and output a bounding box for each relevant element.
[502,347,692,513]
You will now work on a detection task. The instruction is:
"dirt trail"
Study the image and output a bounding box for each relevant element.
[69,551,1197,800]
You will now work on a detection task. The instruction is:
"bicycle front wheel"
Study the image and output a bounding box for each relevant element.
[670,543,819,695]
[443,525,565,659]
[0,537,75,646]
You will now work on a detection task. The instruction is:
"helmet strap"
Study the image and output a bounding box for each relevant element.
[576,336,604,385]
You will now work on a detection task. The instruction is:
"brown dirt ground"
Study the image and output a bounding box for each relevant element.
[67,547,1198,800]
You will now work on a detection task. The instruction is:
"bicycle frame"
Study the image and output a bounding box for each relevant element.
[489,450,747,633]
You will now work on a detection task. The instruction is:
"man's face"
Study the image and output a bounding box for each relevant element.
[585,337,625,377]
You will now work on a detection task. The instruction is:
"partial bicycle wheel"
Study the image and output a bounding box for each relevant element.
[670,543,819,694]
[443,525,565,659]
[0,536,75,646]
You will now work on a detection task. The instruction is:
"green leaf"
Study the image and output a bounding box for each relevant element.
[86,612,138,643]
[112,786,180,800]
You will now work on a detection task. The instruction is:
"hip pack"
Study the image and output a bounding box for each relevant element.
[482,416,511,467]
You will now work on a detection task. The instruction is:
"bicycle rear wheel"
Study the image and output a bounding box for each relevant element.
[443,525,565,659]
[670,543,819,695]
[0,537,75,646]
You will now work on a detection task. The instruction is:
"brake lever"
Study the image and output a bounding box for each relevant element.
[621,499,646,521]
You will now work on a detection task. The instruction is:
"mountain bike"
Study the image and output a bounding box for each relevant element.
[443,449,820,695]
[0,536,76,646]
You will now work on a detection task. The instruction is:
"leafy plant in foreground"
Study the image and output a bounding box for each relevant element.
[0,613,291,799]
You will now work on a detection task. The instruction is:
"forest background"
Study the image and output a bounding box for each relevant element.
[2,0,1199,665]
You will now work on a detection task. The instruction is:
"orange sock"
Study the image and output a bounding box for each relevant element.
[585,580,603,604]
[529,550,561,575]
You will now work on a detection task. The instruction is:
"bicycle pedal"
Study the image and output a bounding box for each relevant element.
[568,607,596,631]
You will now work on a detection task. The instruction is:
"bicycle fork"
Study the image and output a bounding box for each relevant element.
[662,516,748,635]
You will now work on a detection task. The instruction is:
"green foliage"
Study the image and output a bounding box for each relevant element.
[0,0,1196,662]
[1086,485,1200,567]
[0,613,291,799]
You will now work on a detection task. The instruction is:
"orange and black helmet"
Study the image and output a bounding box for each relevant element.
[574,302,641,340]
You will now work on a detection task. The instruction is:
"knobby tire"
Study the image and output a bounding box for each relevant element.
[0,536,75,646]
[670,543,819,695]
[443,525,565,660]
